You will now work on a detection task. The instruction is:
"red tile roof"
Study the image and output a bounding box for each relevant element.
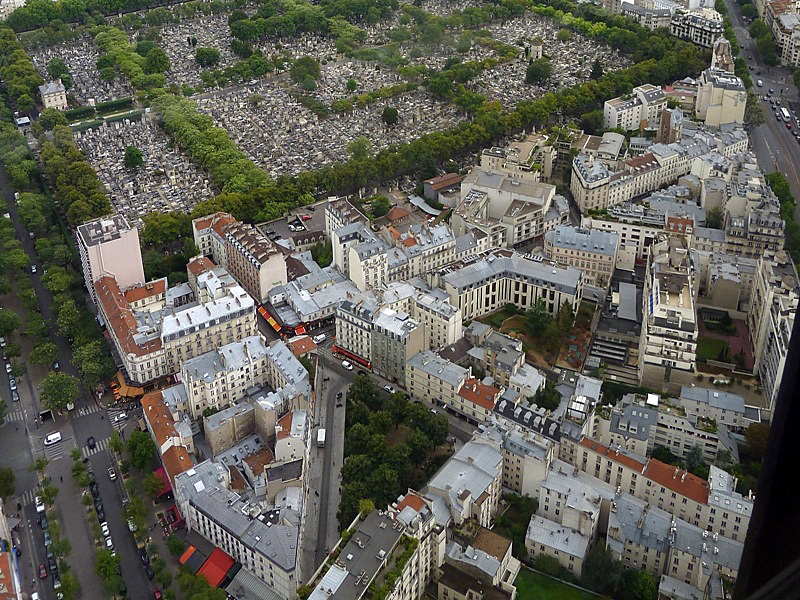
[458,378,500,411]
[396,492,426,514]
[187,256,215,276]
[276,412,293,440]
[580,437,647,473]
[643,459,710,504]
[95,275,162,357]
[162,445,192,487]
[142,391,177,447]
[425,173,463,190]
[401,237,417,248]
[387,207,411,221]
[123,278,166,304]
[287,335,316,356]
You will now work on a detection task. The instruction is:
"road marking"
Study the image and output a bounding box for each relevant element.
[74,404,101,417]
[21,489,37,505]
[43,442,64,462]
[81,436,110,459]
[6,409,25,422]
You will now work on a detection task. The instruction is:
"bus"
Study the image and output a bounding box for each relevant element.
[781,107,791,122]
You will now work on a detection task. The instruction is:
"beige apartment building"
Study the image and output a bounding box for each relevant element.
[747,251,799,411]
[406,350,469,407]
[442,252,582,321]
[191,211,237,265]
[639,235,698,392]
[95,266,257,386]
[77,215,145,304]
[560,437,751,542]
[694,68,747,127]
[544,225,619,288]
[222,222,287,303]
[371,308,425,384]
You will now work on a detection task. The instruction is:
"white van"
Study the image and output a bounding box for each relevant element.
[43,432,62,446]
[313,333,326,344]
[757,79,763,87]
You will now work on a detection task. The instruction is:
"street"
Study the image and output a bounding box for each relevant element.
[1,163,151,600]
[723,0,800,211]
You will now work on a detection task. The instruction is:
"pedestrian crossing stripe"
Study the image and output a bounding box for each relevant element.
[6,409,24,421]
[74,404,101,417]
[82,437,111,459]
[21,489,37,505]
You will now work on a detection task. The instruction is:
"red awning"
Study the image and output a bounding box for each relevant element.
[198,547,235,588]
[332,345,372,369]
[257,306,270,319]
[154,466,172,497]
[295,325,307,335]
[267,317,281,331]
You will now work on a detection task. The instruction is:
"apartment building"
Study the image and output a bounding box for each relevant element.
[174,462,299,599]
[452,168,559,247]
[581,214,663,266]
[695,68,747,127]
[38,80,68,110]
[603,84,668,130]
[77,215,145,303]
[544,225,619,288]
[439,527,520,600]
[191,211,237,266]
[526,516,591,577]
[594,394,738,464]
[95,265,257,385]
[607,494,742,591]
[747,251,799,410]
[670,9,725,47]
[324,197,368,235]
[222,222,287,303]
[180,336,308,420]
[561,437,752,541]
[464,322,525,388]
[309,494,445,600]
[424,436,503,528]
[678,386,755,434]
[409,286,463,350]
[481,133,553,183]
[335,296,380,367]
[621,3,672,29]
[406,350,470,410]
[487,419,556,498]
[639,235,698,392]
[442,252,583,321]
[371,307,425,384]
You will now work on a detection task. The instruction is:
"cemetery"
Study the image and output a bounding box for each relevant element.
[72,114,214,225]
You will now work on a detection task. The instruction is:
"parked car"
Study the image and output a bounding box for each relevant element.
[39,564,47,579]
[108,468,116,481]
[94,498,103,513]
[35,496,45,513]
[9,378,16,391]
[100,522,109,537]
[11,390,19,402]
[140,548,150,565]
[31,265,36,274]
[384,385,396,394]
[105,537,114,551]
[4,362,10,374]
[341,360,353,371]
[145,564,154,580]
[39,513,48,529]
[97,510,105,523]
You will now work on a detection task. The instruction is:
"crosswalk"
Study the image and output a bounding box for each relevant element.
[21,488,37,506]
[43,440,65,461]
[81,436,111,459]
[5,408,25,422]
[108,408,130,432]
[74,404,103,418]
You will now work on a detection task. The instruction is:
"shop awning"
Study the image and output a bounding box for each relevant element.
[295,325,306,335]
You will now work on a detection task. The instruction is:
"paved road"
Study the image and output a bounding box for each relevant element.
[298,336,347,583]
[724,0,800,211]
[0,163,151,599]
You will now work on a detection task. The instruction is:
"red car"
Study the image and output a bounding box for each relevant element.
[153,589,163,600]
[787,123,792,130]
[300,214,312,221]
[39,564,47,579]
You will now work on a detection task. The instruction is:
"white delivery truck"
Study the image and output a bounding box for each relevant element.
[317,428,326,448]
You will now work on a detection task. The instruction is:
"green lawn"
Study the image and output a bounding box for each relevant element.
[696,337,731,362]
[515,568,598,600]
[481,306,518,329]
